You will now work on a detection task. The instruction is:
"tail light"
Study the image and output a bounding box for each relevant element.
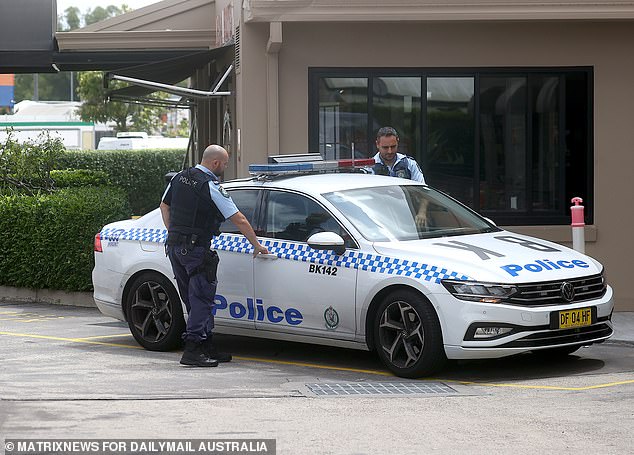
[94,232,103,252]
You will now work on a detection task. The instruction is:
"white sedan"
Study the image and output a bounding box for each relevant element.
[93,161,614,378]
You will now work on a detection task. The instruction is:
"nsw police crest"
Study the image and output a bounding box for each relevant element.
[218,184,230,198]
[324,306,339,330]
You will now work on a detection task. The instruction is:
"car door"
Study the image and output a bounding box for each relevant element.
[212,188,260,330]
[253,189,358,339]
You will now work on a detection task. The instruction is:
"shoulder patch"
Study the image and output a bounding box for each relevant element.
[218,185,230,198]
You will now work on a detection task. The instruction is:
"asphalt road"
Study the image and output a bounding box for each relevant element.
[1,302,633,455]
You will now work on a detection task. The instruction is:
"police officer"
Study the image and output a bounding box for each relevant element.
[372,126,426,183]
[372,126,429,226]
[160,145,269,367]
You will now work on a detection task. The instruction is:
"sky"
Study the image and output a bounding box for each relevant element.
[56,0,160,16]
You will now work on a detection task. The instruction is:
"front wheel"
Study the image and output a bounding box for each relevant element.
[373,289,446,378]
[125,272,185,351]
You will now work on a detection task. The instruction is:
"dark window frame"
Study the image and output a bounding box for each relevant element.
[308,66,594,226]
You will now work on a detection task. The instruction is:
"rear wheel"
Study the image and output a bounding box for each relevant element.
[373,289,446,378]
[125,272,185,351]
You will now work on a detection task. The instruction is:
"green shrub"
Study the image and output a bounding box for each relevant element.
[51,169,111,188]
[56,148,186,215]
[0,186,131,292]
[0,129,65,194]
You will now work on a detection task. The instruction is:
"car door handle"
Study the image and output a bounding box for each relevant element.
[256,253,278,260]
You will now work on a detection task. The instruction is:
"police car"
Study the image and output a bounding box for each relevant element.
[93,158,614,378]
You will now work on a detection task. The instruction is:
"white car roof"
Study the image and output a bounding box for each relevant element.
[224,172,422,197]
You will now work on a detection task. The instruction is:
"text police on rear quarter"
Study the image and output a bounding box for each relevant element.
[92,158,614,378]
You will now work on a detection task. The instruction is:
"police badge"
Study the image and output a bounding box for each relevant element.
[218,185,230,198]
[324,306,339,330]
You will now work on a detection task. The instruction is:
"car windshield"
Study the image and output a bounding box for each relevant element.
[323,185,498,242]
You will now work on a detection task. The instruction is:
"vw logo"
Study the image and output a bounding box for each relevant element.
[560,282,576,302]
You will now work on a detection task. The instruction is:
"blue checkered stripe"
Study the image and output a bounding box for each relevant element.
[213,234,470,283]
[213,235,255,254]
[100,229,469,283]
[353,252,470,282]
[101,227,167,243]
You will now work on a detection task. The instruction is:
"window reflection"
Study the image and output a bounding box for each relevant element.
[220,190,259,234]
[310,69,591,225]
[264,191,354,247]
[318,77,368,159]
[373,77,422,158]
[479,76,527,212]
[532,76,561,213]
[426,77,475,205]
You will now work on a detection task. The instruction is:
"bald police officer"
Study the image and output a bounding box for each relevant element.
[160,145,269,367]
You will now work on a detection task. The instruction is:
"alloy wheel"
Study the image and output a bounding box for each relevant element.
[129,280,174,343]
[378,300,425,369]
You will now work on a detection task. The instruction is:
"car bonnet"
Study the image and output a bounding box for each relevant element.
[371,231,602,284]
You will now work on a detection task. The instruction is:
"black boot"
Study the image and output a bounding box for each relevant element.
[180,340,219,367]
[202,335,232,363]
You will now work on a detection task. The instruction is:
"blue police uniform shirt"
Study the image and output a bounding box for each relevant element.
[162,164,239,220]
[372,152,426,184]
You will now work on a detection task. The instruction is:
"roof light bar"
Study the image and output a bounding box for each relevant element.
[248,158,375,175]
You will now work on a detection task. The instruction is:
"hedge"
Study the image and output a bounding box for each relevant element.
[56,149,186,215]
[0,186,131,292]
[50,169,110,188]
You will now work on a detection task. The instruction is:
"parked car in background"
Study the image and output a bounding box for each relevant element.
[97,132,188,150]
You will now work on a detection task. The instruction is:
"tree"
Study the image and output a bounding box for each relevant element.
[85,5,129,26]
[64,6,81,31]
[57,4,130,31]
[76,71,164,134]
[15,4,176,136]
[0,130,65,195]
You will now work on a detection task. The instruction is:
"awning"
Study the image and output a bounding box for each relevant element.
[106,44,234,103]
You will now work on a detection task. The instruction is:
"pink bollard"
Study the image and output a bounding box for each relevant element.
[571,197,585,253]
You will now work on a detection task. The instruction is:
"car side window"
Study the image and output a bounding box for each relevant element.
[263,191,355,247]
[219,189,259,234]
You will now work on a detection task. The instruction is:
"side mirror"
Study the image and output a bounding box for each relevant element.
[307,232,346,255]
[484,217,497,226]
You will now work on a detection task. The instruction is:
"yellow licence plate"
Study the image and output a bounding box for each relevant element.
[558,307,592,329]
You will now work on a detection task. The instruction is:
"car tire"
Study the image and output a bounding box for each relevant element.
[531,345,581,358]
[373,289,446,378]
[124,272,185,351]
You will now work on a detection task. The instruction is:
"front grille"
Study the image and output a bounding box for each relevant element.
[507,273,606,306]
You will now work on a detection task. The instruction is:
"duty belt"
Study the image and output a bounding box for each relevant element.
[166,233,210,248]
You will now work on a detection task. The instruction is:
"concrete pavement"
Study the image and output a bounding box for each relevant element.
[612,311,634,342]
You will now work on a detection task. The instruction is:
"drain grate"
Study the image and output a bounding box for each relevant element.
[305,382,458,396]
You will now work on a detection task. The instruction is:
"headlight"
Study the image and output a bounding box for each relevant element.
[441,280,517,303]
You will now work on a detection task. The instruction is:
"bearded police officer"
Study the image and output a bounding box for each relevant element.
[160,145,269,367]
[372,126,429,226]
[372,126,426,183]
